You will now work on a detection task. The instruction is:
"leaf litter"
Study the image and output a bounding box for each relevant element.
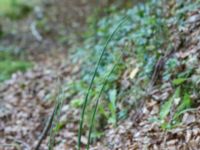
[91,9,200,150]
[1,2,200,150]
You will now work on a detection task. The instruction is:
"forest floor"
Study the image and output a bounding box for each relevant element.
[0,0,94,149]
[1,0,200,150]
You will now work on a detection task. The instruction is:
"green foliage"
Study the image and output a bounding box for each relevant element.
[176,92,192,115]
[70,99,84,108]
[172,78,187,86]
[77,19,126,150]
[87,64,116,150]
[69,0,200,139]
[159,87,180,120]
[0,51,32,82]
[71,0,174,133]
[0,0,33,19]
[158,86,193,129]
[108,89,117,124]
[70,0,175,138]
[48,85,65,150]
[163,58,180,81]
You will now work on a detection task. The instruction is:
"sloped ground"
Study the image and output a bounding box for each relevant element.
[0,55,83,150]
[0,0,94,149]
[92,9,200,150]
[1,1,200,150]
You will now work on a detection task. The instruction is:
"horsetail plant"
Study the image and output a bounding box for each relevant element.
[48,84,65,150]
[86,64,117,150]
[77,17,127,150]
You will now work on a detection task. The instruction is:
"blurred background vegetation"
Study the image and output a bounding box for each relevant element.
[0,0,36,82]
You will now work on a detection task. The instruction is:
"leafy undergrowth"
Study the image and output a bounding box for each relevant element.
[68,0,200,143]
[64,0,200,148]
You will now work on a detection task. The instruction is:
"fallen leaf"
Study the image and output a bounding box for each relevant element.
[129,67,139,79]
[182,113,196,125]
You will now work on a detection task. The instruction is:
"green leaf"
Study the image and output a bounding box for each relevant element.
[161,122,172,130]
[176,92,191,113]
[53,121,65,132]
[173,92,192,121]
[108,89,117,104]
[108,116,116,124]
[0,60,32,82]
[159,98,173,119]
[172,78,187,85]
[70,99,84,108]
[159,87,180,119]
[148,116,162,123]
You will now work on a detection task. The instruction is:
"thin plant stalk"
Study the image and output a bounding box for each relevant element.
[35,80,63,150]
[87,64,116,150]
[34,104,58,150]
[77,17,127,150]
[48,103,60,150]
[48,81,65,150]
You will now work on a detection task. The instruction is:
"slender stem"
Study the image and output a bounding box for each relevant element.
[77,17,127,150]
[35,104,58,150]
[35,81,63,150]
[87,64,116,150]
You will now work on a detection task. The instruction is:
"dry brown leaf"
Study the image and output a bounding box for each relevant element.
[186,130,192,142]
[182,113,196,125]
[129,67,139,79]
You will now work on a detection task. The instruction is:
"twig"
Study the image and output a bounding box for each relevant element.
[34,105,58,150]
[147,36,183,93]
[148,56,165,91]
[147,46,180,94]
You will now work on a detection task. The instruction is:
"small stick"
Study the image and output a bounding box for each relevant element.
[35,105,58,150]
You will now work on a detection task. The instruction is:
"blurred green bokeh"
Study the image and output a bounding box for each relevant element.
[0,0,36,19]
